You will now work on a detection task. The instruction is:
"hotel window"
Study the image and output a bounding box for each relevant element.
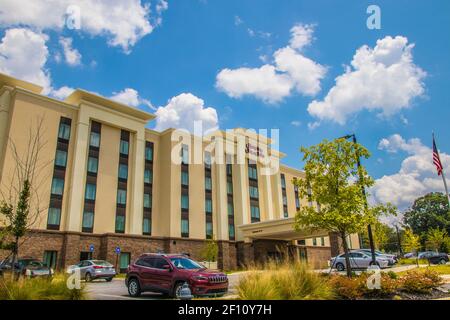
[48,117,71,231]
[115,215,125,233]
[47,208,61,226]
[228,224,235,239]
[181,171,189,186]
[312,238,317,246]
[227,181,233,195]
[58,122,71,141]
[43,251,57,269]
[55,150,67,167]
[298,239,306,246]
[143,141,154,236]
[295,198,300,210]
[82,121,101,233]
[117,189,127,205]
[205,199,212,213]
[118,164,128,180]
[227,202,234,216]
[294,183,301,211]
[51,178,64,196]
[143,218,151,234]
[206,221,213,239]
[181,194,189,209]
[250,205,260,220]
[87,157,98,174]
[85,183,96,201]
[248,166,257,180]
[321,237,325,246]
[181,144,189,164]
[82,211,94,229]
[144,169,152,184]
[145,144,153,161]
[181,219,189,236]
[249,186,259,199]
[143,193,152,208]
[205,176,212,190]
[120,139,129,155]
[281,173,288,218]
[89,131,100,148]
[204,151,211,169]
[226,155,235,240]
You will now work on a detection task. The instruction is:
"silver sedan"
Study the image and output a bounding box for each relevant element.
[67,260,116,282]
[330,252,390,271]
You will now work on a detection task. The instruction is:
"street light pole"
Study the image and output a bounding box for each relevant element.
[339,133,377,265]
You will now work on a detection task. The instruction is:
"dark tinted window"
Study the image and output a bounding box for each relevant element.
[153,258,169,269]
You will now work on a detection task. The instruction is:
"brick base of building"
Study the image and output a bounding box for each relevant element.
[0,230,337,271]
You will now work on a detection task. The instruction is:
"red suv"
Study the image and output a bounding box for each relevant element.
[125,253,228,298]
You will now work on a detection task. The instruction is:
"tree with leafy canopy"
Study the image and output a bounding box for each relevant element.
[403,192,450,237]
[403,228,421,266]
[426,227,448,252]
[293,138,396,277]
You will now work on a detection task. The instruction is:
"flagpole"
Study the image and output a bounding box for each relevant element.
[433,133,450,209]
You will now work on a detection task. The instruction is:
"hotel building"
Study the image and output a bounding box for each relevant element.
[0,73,359,271]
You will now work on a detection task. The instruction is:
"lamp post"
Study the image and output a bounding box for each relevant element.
[338,133,377,265]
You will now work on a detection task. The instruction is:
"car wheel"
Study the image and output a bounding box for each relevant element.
[106,277,113,282]
[439,258,447,265]
[369,261,380,267]
[336,263,345,271]
[127,278,141,297]
[173,282,187,299]
[85,272,93,282]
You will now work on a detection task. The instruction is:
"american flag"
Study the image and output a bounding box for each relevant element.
[433,135,443,176]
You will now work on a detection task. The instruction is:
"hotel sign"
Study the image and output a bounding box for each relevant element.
[245,143,264,157]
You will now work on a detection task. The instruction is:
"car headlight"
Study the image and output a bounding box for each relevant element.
[25,269,32,276]
[192,276,208,281]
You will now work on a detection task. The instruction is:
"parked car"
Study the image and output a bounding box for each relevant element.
[67,260,116,282]
[330,251,390,271]
[356,249,398,265]
[126,253,228,298]
[0,257,53,278]
[418,251,449,264]
[403,252,416,258]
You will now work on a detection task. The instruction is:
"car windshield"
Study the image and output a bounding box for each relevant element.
[170,257,204,270]
[92,260,112,266]
[24,261,45,268]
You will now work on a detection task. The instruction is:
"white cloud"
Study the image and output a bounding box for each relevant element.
[59,37,81,66]
[0,28,51,93]
[290,120,301,127]
[0,0,161,52]
[307,121,320,130]
[370,134,449,210]
[51,86,75,100]
[216,23,325,104]
[289,23,314,51]
[216,65,293,104]
[110,88,153,109]
[308,36,426,125]
[234,15,243,26]
[154,93,219,134]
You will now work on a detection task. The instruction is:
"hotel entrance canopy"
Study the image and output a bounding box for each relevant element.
[238,217,328,242]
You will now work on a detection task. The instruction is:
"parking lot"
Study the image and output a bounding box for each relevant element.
[86,272,242,300]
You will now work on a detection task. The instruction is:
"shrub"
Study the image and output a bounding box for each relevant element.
[0,273,86,300]
[237,260,334,300]
[328,274,366,299]
[397,258,428,265]
[400,269,443,294]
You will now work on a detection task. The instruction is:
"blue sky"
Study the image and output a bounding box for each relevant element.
[0,0,449,211]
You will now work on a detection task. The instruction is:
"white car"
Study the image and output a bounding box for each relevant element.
[330,252,390,271]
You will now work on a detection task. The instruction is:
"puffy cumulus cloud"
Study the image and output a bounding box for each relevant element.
[216,23,325,104]
[110,88,153,109]
[0,0,162,52]
[154,93,219,134]
[370,134,449,210]
[289,23,314,51]
[0,28,51,93]
[59,37,81,66]
[215,65,292,104]
[308,36,426,125]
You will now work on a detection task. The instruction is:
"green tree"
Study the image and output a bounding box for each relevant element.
[426,227,448,252]
[403,192,450,236]
[201,238,219,262]
[373,221,391,251]
[293,138,395,277]
[403,228,421,266]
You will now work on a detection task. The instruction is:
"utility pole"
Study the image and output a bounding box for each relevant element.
[339,134,377,265]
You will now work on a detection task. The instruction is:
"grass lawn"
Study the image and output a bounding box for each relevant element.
[396,264,450,276]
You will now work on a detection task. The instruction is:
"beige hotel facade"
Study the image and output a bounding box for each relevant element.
[0,73,359,271]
